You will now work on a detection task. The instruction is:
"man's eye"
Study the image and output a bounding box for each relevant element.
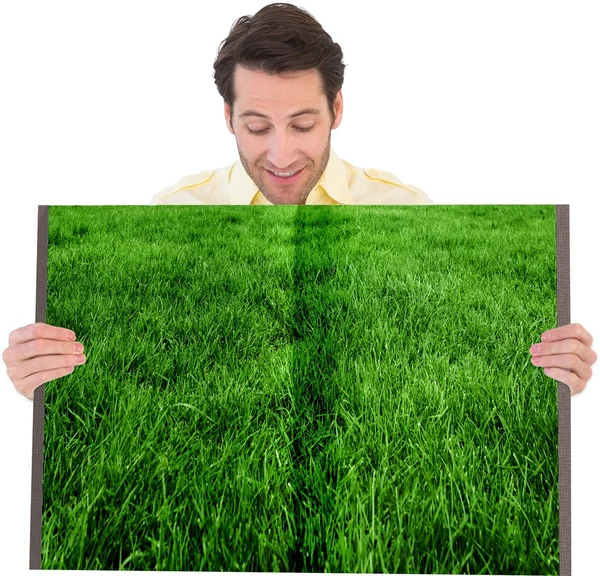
[248,127,269,135]
[247,125,314,135]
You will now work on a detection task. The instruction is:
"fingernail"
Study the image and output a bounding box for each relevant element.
[532,356,542,365]
[76,354,86,364]
[530,344,541,354]
[541,332,550,341]
[69,331,76,340]
[73,343,84,352]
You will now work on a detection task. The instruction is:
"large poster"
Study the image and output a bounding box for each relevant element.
[31,205,569,574]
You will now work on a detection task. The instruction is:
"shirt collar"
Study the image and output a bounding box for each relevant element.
[227,148,353,205]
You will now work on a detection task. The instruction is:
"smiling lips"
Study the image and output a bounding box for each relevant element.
[265,168,303,178]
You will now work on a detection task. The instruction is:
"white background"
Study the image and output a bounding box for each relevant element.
[0,1,598,575]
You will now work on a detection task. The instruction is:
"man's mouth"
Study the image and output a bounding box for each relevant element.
[265,167,305,182]
[266,168,302,177]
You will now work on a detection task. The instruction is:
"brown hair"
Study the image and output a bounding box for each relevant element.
[213,3,345,120]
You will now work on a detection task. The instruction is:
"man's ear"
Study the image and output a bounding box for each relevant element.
[224,102,234,134]
[331,90,343,129]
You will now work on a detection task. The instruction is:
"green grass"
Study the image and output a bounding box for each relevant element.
[42,204,558,574]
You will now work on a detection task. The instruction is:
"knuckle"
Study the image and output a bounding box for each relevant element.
[30,324,43,339]
[555,369,570,384]
[31,372,47,389]
[32,323,50,340]
[31,339,46,356]
[21,341,32,357]
[38,356,52,371]
[53,368,70,382]
[14,378,30,395]
[8,326,22,345]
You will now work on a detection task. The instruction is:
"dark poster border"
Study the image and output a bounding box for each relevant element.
[30,204,572,575]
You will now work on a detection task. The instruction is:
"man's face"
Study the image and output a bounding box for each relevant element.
[225,66,343,205]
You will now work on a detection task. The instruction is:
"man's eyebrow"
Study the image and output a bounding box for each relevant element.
[238,108,322,119]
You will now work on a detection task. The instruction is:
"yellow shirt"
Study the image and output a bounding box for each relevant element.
[150,149,432,205]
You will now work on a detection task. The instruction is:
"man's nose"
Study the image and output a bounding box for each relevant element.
[266,131,297,169]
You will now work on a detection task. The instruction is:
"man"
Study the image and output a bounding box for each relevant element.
[2,2,596,398]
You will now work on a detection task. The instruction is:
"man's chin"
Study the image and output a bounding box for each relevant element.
[259,170,312,205]
[262,189,309,205]
[258,181,311,205]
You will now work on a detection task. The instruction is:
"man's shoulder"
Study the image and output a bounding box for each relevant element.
[341,159,433,205]
[150,163,233,205]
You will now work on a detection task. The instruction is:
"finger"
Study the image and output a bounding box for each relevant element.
[4,338,85,363]
[529,338,597,366]
[14,365,76,400]
[7,353,86,382]
[531,353,592,382]
[542,367,587,396]
[541,323,593,347]
[8,323,76,347]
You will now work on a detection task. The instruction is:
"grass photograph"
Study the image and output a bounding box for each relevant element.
[41,204,558,574]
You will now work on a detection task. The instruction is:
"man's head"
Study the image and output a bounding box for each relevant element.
[213,3,345,204]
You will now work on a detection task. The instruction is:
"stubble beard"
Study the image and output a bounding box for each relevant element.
[236,134,331,205]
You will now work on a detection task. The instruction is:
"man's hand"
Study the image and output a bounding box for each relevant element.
[529,323,596,395]
[2,322,86,400]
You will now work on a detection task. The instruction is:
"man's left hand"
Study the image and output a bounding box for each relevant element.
[529,323,597,395]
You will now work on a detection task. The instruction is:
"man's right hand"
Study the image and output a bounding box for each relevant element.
[2,323,86,400]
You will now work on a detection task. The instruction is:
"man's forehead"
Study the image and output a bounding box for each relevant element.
[239,107,322,120]
[232,65,326,112]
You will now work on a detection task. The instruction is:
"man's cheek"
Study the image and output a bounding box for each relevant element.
[242,142,261,164]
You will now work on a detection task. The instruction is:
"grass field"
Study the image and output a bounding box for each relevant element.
[42,204,558,574]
